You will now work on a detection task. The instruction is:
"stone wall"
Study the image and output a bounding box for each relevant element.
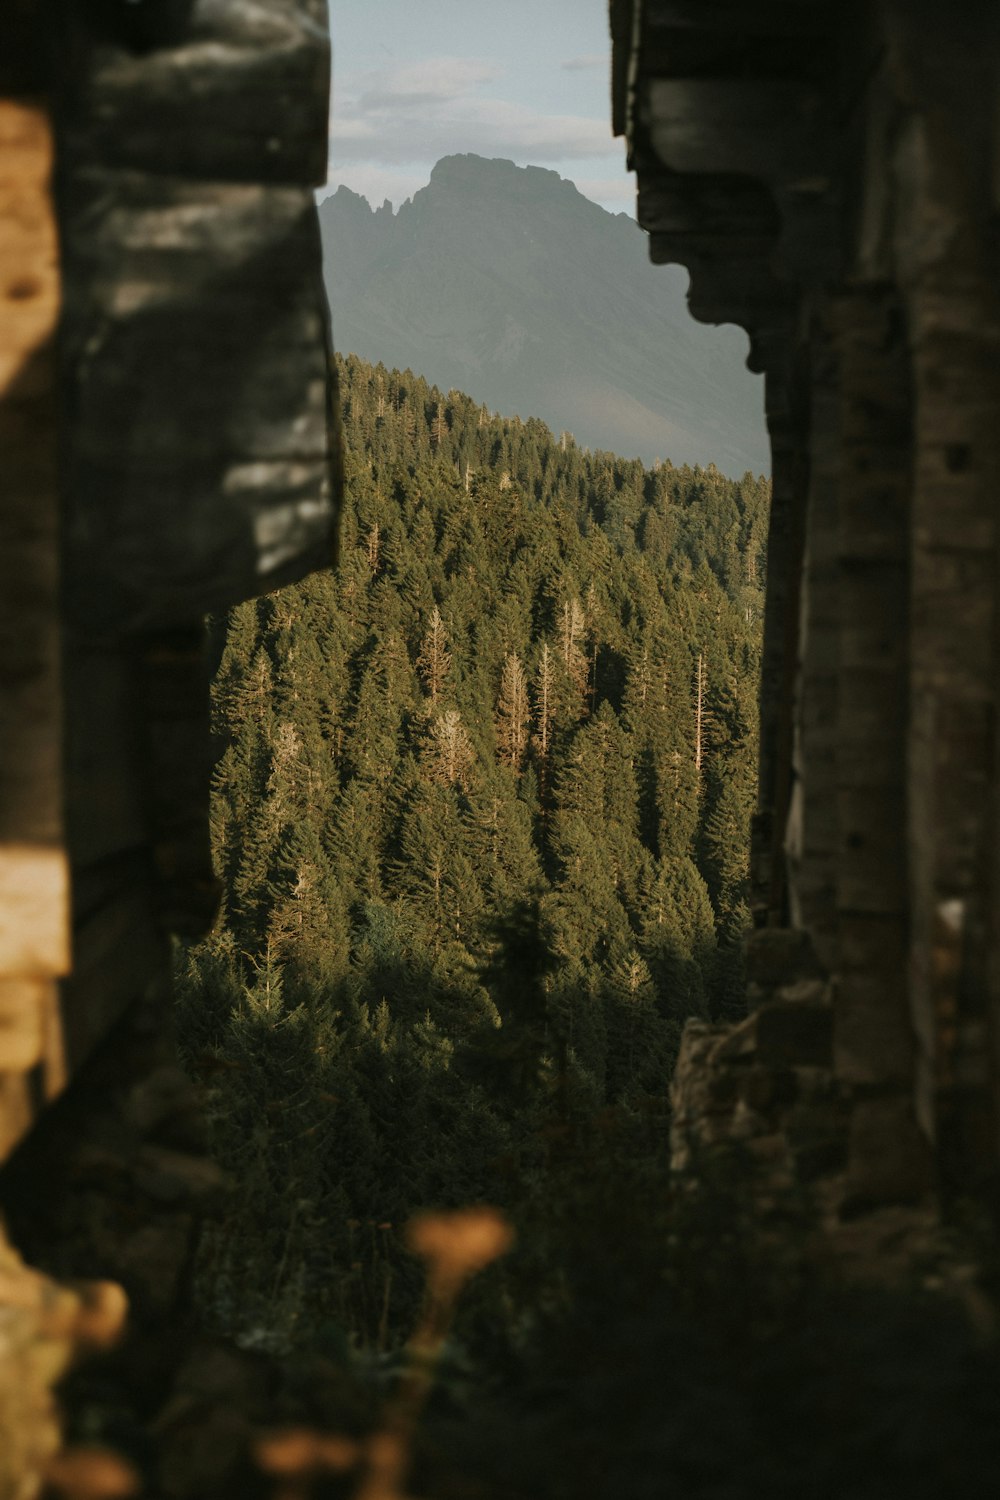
[613,0,1000,1223]
[1,67,70,1164]
[0,5,337,1491]
[0,0,338,1161]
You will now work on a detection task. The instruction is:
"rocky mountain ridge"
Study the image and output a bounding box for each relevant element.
[319,154,768,476]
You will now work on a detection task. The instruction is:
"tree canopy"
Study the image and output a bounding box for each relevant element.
[178,353,768,1345]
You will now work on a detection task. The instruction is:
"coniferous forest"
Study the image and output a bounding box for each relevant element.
[170,360,1000,1500]
[178,353,765,1338]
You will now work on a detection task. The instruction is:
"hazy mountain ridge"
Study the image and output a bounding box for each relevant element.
[320,154,768,477]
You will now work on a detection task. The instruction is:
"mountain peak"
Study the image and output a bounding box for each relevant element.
[319,156,767,475]
[328,184,369,209]
[426,153,585,204]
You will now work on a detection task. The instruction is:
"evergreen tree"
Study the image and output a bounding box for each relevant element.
[495,652,530,771]
[423,708,476,790]
[417,605,452,707]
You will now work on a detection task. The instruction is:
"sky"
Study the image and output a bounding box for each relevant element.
[325,0,632,213]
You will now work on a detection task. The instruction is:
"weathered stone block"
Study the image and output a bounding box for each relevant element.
[730,1097,773,1141]
[0,978,45,1072]
[845,1095,932,1206]
[711,1011,758,1063]
[834,971,913,1086]
[744,926,823,987]
[0,846,70,979]
[793,1135,848,1182]
[754,999,833,1068]
[742,1066,777,1112]
[836,911,905,970]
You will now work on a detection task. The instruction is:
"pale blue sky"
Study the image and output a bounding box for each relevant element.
[326,0,631,212]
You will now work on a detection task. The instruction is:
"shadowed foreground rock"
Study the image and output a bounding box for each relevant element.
[1,1,337,1489]
[614,0,1000,1251]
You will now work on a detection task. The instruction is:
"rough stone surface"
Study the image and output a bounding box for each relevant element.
[0,3,336,1482]
[618,0,1000,1244]
[670,929,847,1205]
[0,1230,128,1500]
[2,1000,225,1329]
[0,0,338,1155]
[0,95,70,1165]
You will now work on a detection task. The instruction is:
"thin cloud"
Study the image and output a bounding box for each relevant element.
[355,56,501,110]
[328,51,620,209]
[562,54,607,71]
[332,67,614,167]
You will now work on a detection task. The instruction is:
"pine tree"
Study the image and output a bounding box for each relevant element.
[417,605,452,707]
[366,521,382,576]
[495,652,530,771]
[424,708,475,790]
[559,596,589,700]
[602,938,670,1101]
[532,642,556,768]
[431,398,448,451]
[390,784,483,953]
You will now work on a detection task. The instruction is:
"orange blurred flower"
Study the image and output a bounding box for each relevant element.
[405,1207,514,1294]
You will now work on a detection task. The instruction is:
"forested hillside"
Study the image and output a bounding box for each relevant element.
[320,155,769,475]
[178,354,767,1346]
